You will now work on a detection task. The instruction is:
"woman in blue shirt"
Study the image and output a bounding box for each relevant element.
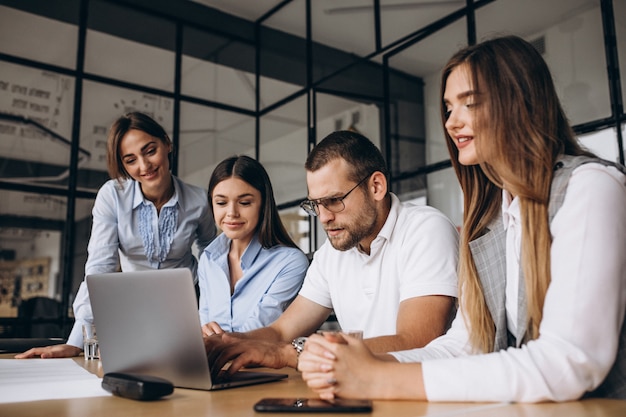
[17,112,216,358]
[199,155,308,335]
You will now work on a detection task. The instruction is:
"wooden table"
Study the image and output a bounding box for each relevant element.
[2,353,625,417]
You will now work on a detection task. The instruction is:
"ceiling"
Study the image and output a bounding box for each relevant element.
[190,0,601,78]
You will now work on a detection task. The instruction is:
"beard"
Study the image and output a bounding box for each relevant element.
[324,198,378,251]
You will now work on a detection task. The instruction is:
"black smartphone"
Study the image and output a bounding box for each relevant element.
[254,397,373,413]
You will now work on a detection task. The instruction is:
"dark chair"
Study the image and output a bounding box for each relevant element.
[17,296,64,338]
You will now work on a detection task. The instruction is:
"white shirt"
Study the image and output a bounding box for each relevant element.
[299,193,459,338]
[502,191,521,334]
[391,163,626,402]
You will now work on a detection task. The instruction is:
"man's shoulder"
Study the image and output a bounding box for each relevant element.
[396,201,453,228]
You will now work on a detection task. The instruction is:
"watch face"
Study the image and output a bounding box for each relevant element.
[293,337,308,353]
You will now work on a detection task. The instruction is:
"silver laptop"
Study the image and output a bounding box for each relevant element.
[86,268,288,390]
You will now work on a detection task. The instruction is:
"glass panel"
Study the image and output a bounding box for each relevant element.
[182,27,256,111]
[279,206,311,254]
[386,18,466,227]
[380,0,462,51]
[259,1,307,110]
[426,167,462,230]
[71,197,95,305]
[259,95,308,206]
[0,190,65,333]
[0,3,79,68]
[85,1,176,90]
[615,0,626,108]
[623,124,626,164]
[386,19,465,198]
[476,0,610,125]
[315,94,380,143]
[78,80,174,192]
[578,128,621,163]
[179,101,255,189]
[0,61,75,190]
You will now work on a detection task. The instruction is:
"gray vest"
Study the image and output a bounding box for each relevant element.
[468,154,626,399]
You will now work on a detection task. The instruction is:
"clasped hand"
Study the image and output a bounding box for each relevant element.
[298,333,378,400]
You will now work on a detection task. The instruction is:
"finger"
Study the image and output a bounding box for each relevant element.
[307,334,343,352]
[202,325,214,337]
[302,372,337,389]
[317,331,347,344]
[298,356,334,373]
[316,388,337,401]
[303,340,337,361]
[208,322,224,335]
[15,349,37,359]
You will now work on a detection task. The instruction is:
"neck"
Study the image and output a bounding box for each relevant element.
[144,175,174,212]
[229,236,253,260]
[358,194,392,255]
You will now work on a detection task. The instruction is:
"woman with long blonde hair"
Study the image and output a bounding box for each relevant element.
[298,35,626,402]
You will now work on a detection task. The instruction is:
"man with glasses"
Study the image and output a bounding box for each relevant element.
[205,130,458,375]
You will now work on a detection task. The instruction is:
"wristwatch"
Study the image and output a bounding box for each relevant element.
[292,337,308,356]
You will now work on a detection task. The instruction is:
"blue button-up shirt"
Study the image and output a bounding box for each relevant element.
[68,176,216,347]
[198,233,308,332]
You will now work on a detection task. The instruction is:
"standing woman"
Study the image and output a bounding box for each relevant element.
[17,111,216,358]
[298,35,626,402]
[199,155,308,335]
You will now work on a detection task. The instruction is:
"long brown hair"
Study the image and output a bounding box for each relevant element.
[440,35,595,352]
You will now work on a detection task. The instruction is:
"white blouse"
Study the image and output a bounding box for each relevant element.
[391,163,626,402]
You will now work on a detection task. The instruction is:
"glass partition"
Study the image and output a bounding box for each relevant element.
[0,61,75,190]
[0,190,65,336]
[179,101,255,189]
[615,0,626,112]
[259,94,308,206]
[85,0,176,91]
[387,18,466,224]
[0,3,78,68]
[476,0,610,126]
[259,1,307,110]
[182,27,256,111]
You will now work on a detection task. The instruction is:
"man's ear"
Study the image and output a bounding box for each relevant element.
[369,171,388,201]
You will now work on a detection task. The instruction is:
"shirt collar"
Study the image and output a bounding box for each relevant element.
[132,175,180,209]
[355,193,399,255]
[240,234,263,269]
[501,188,520,230]
[208,232,262,267]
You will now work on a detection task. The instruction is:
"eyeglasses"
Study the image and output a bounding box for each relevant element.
[300,172,374,217]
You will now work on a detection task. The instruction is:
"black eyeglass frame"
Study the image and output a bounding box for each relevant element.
[299,172,375,217]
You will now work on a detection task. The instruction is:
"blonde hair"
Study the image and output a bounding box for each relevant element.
[441,36,595,352]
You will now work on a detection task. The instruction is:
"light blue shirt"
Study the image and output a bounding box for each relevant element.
[198,233,308,332]
[67,175,216,347]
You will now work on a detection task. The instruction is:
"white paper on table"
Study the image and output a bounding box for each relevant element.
[0,359,111,404]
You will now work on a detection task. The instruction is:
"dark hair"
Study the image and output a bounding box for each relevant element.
[208,155,299,249]
[106,112,173,180]
[305,130,389,185]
